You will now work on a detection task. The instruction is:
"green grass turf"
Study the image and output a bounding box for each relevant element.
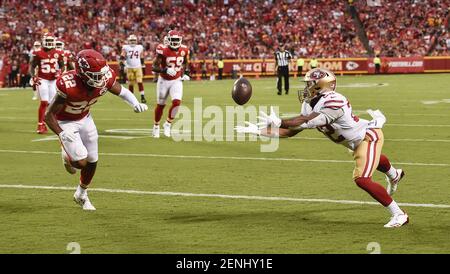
[0,74,449,253]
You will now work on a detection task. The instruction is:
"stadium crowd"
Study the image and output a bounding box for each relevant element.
[356,0,449,57]
[0,0,449,87]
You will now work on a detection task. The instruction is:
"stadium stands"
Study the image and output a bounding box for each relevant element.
[0,0,449,87]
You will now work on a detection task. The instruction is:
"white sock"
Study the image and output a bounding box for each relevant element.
[387,200,403,216]
[386,166,397,180]
[76,185,86,196]
[140,91,145,96]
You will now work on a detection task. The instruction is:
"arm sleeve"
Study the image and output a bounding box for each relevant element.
[118,85,139,107]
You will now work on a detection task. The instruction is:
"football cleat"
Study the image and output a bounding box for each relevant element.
[73,191,96,211]
[384,212,409,228]
[61,151,76,174]
[36,123,48,134]
[153,125,160,138]
[386,169,405,196]
[163,121,171,137]
[141,95,147,104]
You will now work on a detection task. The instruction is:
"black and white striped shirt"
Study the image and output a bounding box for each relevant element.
[275,50,292,67]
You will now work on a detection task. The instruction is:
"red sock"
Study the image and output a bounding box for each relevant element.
[154,104,165,124]
[377,154,392,173]
[129,85,134,93]
[138,83,144,93]
[168,99,181,121]
[38,101,48,123]
[80,162,97,188]
[355,177,393,206]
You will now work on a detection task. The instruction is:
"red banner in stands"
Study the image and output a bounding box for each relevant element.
[370,57,425,73]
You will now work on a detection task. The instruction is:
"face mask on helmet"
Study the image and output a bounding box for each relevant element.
[168,35,182,49]
[55,41,64,50]
[83,66,109,88]
[42,36,55,49]
[128,35,137,45]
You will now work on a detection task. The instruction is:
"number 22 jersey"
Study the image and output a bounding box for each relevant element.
[55,69,116,121]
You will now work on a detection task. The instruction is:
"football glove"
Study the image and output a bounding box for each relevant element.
[234,122,261,135]
[133,103,148,113]
[30,76,40,86]
[166,67,177,77]
[181,74,190,81]
[257,106,281,128]
[59,130,77,143]
[367,109,386,128]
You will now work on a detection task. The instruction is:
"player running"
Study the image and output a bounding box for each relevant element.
[236,68,408,228]
[44,49,148,210]
[121,34,147,103]
[55,39,75,72]
[151,30,190,138]
[29,34,66,134]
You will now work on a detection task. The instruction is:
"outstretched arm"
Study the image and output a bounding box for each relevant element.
[108,81,148,112]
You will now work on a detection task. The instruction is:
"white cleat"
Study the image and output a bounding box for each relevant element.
[386,169,405,196]
[73,191,96,211]
[384,212,409,228]
[163,121,171,137]
[61,151,76,174]
[153,125,160,138]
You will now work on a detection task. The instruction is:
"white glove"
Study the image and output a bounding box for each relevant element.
[59,130,77,143]
[181,74,190,81]
[367,109,386,128]
[133,103,148,113]
[166,67,177,77]
[234,122,261,135]
[257,106,282,128]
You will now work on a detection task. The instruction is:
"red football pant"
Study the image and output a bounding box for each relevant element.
[38,101,48,124]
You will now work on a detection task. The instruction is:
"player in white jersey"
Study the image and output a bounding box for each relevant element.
[236,68,408,228]
[121,34,147,103]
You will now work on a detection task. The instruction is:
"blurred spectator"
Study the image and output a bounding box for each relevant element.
[19,57,30,88]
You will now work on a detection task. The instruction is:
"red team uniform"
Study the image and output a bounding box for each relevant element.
[31,35,65,134]
[153,30,190,138]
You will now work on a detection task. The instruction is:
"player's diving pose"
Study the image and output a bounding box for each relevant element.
[236,68,408,228]
[45,49,148,210]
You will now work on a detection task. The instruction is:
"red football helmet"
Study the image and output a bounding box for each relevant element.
[167,30,182,49]
[75,49,110,88]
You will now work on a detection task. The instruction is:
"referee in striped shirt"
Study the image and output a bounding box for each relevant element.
[275,44,292,95]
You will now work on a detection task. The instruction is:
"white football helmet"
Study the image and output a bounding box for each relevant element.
[42,34,56,49]
[128,34,137,46]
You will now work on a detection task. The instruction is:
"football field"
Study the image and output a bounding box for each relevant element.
[0,74,449,254]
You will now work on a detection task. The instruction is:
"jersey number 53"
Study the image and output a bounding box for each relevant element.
[166,56,184,72]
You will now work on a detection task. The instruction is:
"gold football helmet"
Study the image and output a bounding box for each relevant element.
[127,34,137,45]
[299,68,336,103]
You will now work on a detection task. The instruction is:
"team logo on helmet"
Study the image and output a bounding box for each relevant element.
[54,53,59,58]
[310,70,326,80]
[181,50,185,56]
[77,57,90,70]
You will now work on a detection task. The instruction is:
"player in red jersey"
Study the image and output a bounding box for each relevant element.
[44,49,148,210]
[151,30,190,138]
[55,39,75,72]
[29,34,65,134]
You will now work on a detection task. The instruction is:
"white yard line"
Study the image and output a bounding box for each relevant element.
[0,149,448,167]
[0,184,448,209]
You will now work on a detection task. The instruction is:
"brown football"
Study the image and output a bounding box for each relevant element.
[231,77,252,105]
